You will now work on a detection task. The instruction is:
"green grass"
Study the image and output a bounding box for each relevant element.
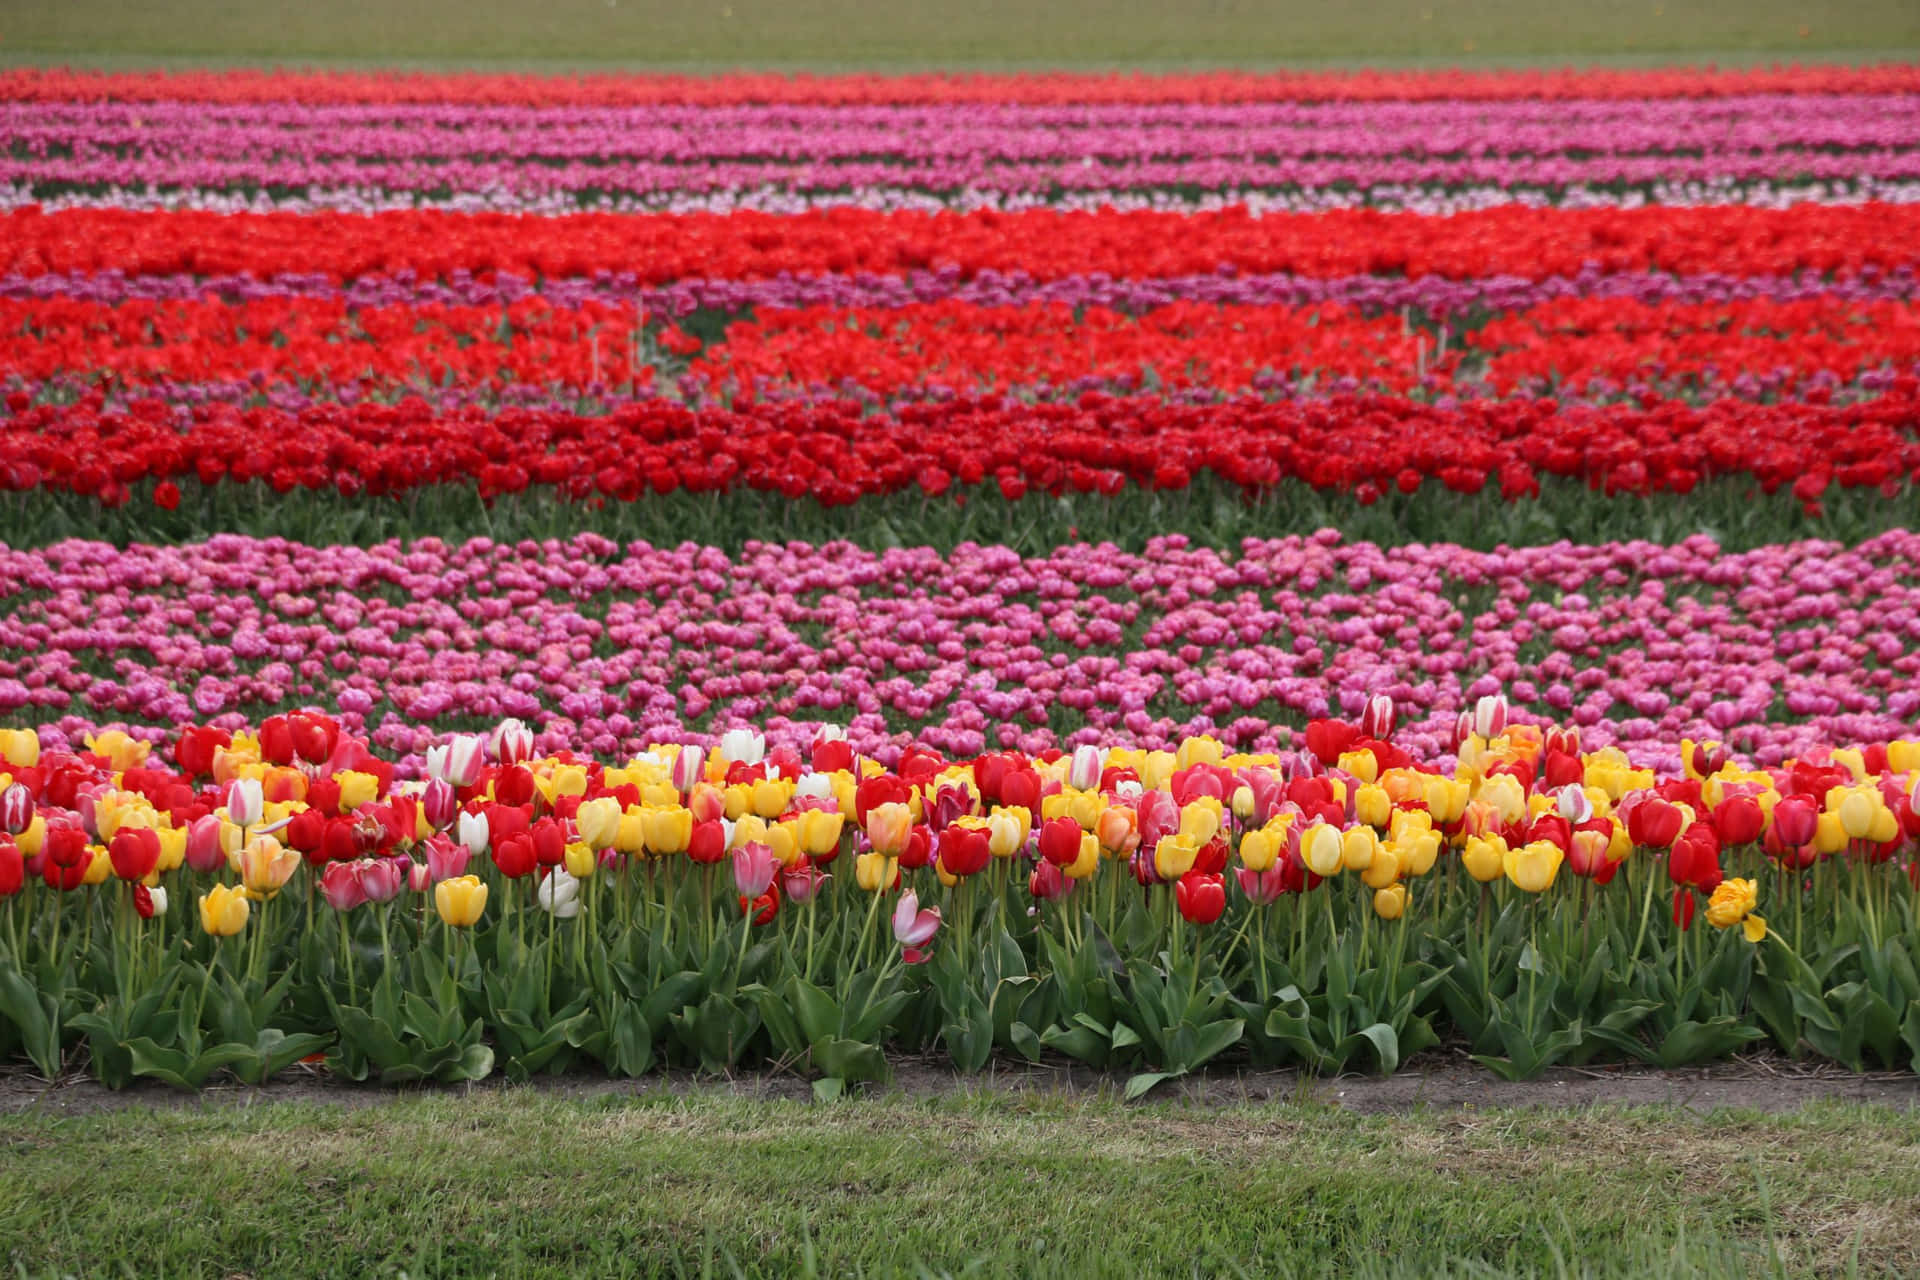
[1,0,1915,66]
[1,1091,1916,1277]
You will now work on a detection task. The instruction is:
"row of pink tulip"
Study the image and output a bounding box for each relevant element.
[1,530,1914,773]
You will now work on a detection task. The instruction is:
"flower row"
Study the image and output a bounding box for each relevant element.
[5,392,1913,509]
[6,265,1912,316]
[690,298,1920,398]
[8,65,1917,105]
[10,203,1917,282]
[1,530,1916,768]
[1,707,1917,1086]
[16,179,1911,218]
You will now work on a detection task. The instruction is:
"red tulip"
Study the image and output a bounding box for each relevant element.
[1175,871,1226,925]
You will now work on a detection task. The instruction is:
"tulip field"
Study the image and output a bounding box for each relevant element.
[2,59,1920,1123]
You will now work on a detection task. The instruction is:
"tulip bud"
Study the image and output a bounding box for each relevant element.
[1555,786,1593,825]
[1359,694,1395,741]
[420,778,458,832]
[491,718,535,766]
[226,777,264,828]
[1473,694,1508,740]
[1067,745,1104,793]
[0,783,33,836]
[670,745,706,795]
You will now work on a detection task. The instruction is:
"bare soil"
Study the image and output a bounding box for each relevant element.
[4,1051,1915,1118]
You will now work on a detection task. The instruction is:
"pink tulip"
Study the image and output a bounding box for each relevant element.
[892,889,942,951]
[319,861,368,911]
[184,813,228,874]
[1236,863,1289,905]
[732,841,777,899]
[355,857,405,904]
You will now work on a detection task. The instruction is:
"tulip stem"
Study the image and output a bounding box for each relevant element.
[340,909,357,1005]
[1628,853,1657,977]
[729,905,751,993]
[804,893,818,985]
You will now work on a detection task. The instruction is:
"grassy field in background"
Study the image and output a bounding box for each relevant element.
[1,0,1915,67]
[2,1090,1917,1277]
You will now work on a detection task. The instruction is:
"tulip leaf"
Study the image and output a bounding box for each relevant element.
[1351,1022,1400,1076]
[1123,1071,1177,1101]
[811,1076,845,1104]
[1008,1020,1042,1062]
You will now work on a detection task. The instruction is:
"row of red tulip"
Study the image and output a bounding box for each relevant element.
[7,203,1916,283]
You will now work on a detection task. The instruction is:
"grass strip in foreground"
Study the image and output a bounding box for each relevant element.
[1,1090,1916,1277]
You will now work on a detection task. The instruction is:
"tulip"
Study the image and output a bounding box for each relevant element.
[1037,815,1083,869]
[854,851,897,893]
[794,807,845,857]
[1235,863,1288,905]
[538,868,583,918]
[226,777,264,828]
[356,857,404,904]
[491,718,534,766]
[865,802,913,858]
[732,841,777,899]
[319,860,369,911]
[198,883,251,936]
[1238,822,1283,873]
[0,783,33,836]
[719,728,766,767]
[426,734,486,788]
[237,835,300,901]
[0,838,22,897]
[420,778,459,833]
[108,827,161,883]
[893,889,941,961]
[782,857,830,903]
[136,885,168,920]
[1373,884,1408,920]
[575,796,622,850]
[988,806,1033,857]
[1359,694,1395,741]
[1502,840,1563,893]
[1705,877,1767,942]
[1473,694,1508,740]
[1028,858,1074,902]
[1174,871,1226,925]
[669,744,706,794]
[1067,744,1104,792]
[1152,832,1200,882]
[641,804,692,855]
[1302,822,1344,878]
[435,874,489,927]
[1340,825,1377,872]
[456,810,491,857]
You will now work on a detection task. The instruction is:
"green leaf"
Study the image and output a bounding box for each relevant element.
[1124,1071,1177,1101]
[1352,1022,1400,1076]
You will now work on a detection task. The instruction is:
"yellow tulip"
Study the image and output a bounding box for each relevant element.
[82,846,111,887]
[795,808,846,857]
[15,812,44,857]
[767,821,800,867]
[1229,784,1255,824]
[854,851,897,893]
[1704,877,1767,942]
[1178,796,1223,847]
[1064,832,1101,880]
[1477,773,1528,825]
[1887,740,1920,773]
[155,825,186,874]
[564,842,597,879]
[1174,736,1223,770]
[334,769,380,814]
[1354,783,1392,830]
[575,797,623,850]
[1302,823,1344,878]
[731,814,768,850]
[1140,751,1177,791]
[198,883,251,936]
[1836,788,1877,840]
[641,805,692,855]
[1153,833,1200,882]
[238,835,300,901]
[615,810,649,855]
[750,777,793,820]
[1461,834,1507,883]
[1341,826,1377,872]
[1813,811,1848,855]
[1502,840,1563,894]
[1066,788,1106,832]
[1338,748,1380,784]
[434,875,489,927]
[1831,748,1868,783]
[1239,824,1282,873]
[1361,845,1402,891]
[1373,884,1408,921]
[0,727,41,768]
[988,807,1031,858]
[1423,776,1470,824]
[1397,830,1441,877]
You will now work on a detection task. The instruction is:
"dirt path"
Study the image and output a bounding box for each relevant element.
[4,1052,1916,1118]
